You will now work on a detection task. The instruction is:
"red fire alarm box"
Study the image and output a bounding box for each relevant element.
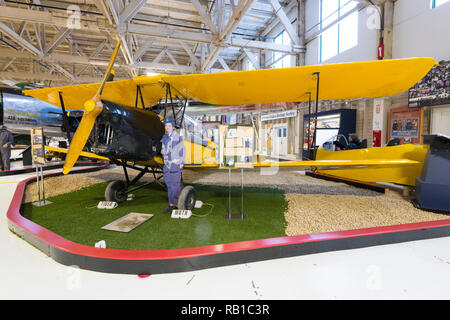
[378,45,385,60]
[373,130,382,147]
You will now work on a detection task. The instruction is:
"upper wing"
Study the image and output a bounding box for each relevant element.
[23,78,166,110]
[138,58,437,105]
[23,58,436,109]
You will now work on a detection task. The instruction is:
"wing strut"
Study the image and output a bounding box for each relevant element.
[161,83,187,129]
[58,91,72,143]
[306,92,312,160]
[135,85,146,109]
[312,72,320,160]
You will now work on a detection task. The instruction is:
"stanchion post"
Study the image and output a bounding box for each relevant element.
[36,166,41,205]
[241,168,244,220]
[40,166,46,204]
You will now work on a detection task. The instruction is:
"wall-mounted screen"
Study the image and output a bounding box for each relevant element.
[304,114,342,149]
[315,129,340,147]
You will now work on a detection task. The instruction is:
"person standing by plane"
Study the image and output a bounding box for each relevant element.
[160,118,186,213]
[0,125,14,171]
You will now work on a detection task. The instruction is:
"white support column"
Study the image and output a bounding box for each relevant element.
[297,0,306,66]
[268,0,299,45]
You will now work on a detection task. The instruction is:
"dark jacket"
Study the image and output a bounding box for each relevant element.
[0,127,14,149]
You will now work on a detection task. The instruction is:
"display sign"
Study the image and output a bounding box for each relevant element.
[261,110,297,122]
[373,99,384,131]
[409,60,450,108]
[219,125,254,169]
[30,128,45,165]
[389,106,423,144]
[373,99,384,147]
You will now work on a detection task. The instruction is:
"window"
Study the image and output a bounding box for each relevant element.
[319,0,358,62]
[431,0,450,8]
[272,30,292,69]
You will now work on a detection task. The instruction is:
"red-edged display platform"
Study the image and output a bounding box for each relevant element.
[0,161,102,177]
[7,165,450,275]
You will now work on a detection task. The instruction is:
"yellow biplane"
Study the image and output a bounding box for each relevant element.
[22,40,436,208]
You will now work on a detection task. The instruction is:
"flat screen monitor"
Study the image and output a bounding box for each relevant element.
[315,129,339,147]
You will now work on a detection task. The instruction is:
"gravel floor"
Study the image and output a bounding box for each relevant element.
[184,168,381,196]
[23,166,449,236]
[285,194,450,236]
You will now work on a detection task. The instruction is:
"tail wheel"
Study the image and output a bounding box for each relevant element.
[105,180,128,203]
[178,186,196,210]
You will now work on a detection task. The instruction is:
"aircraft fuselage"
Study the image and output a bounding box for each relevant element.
[91,100,165,162]
[0,90,80,137]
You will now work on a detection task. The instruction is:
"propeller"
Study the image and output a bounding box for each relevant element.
[62,40,122,175]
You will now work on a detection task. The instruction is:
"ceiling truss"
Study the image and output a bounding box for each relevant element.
[0,0,311,88]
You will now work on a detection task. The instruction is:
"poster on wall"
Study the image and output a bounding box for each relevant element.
[409,60,450,108]
[389,106,423,145]
[219,125,254,169]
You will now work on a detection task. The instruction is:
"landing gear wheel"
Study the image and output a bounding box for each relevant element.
[105,181,128,204]
[178,186,196,210]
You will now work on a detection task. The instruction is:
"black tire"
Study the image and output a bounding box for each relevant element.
[105,181,128,204]
[178,186,196,210]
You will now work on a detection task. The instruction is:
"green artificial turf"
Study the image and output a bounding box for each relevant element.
[21,182,288,250]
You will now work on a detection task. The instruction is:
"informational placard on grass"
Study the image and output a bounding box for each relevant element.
[219,125,254,169]
[30,128,45,165]
[102,213,154,233]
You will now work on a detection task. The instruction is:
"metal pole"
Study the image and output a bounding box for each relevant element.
[228,168,231,218]
[307,92,312,160]
[241,168,244,219]
[36,166,41,205]
[40,166,45,204]
[312,72,320,160]
[164,85,169,119]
